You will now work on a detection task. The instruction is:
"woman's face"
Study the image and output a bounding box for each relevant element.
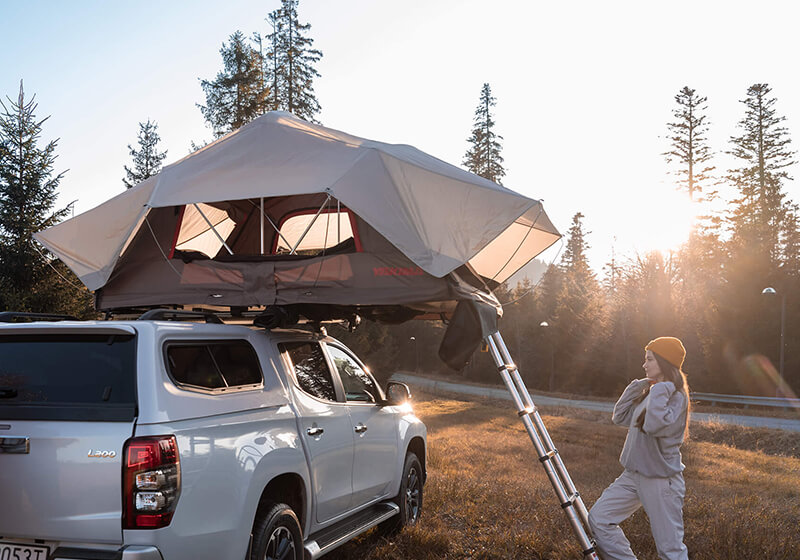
[643,350,663,382]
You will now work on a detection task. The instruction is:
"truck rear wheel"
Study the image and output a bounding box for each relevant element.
[250,502,303,560]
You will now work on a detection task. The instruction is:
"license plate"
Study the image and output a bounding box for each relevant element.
[0,542,50,560]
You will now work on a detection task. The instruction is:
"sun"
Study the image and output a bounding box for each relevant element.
[631,189,700,255]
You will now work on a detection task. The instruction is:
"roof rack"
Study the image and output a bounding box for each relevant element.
[137,309,224,324]
[0,312,79,323]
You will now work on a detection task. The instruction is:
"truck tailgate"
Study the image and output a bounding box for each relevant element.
[0,329,137,543]
[0,420,133,542]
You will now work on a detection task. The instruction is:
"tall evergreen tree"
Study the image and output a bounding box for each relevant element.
[548,212,605,391]
[122,119,167,189]
[463,83,505,184]
[712,84,797,394]
[726,83,796,261]
[251,31,269,103]
[199,31,268,136]
[561,212,594,286]
[664,86,716,202]
[0,81,91,315]
[265,0,323,121]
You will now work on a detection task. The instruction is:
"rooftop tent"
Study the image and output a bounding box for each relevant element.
[34,112,560,363]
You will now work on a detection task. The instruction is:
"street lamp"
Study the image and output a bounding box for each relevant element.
[540,321,555,392]
[761,287,786,396]
[409,336,419,375]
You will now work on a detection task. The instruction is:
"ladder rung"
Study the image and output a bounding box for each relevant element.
[517,406,538,417]
[539,449,558,463]
[582,545,597,557]
[496,363,517,372]
[561,492,580,509]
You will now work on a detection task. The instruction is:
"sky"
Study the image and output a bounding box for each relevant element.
[2,0,799,274]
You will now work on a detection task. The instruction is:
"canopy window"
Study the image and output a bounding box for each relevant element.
[168,197,362,261]
[274,208,360,255]
[173,203,237,258]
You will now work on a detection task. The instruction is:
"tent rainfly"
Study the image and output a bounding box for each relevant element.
[34,112,561,367]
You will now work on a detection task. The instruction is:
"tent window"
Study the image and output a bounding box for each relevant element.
[174,203,236,258]
[274,209,359,256]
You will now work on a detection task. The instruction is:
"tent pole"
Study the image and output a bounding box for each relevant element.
[192,203,234,255]
[485,330,598,559]
[250,200,292,251]
[260,198,265,255]
[289,194,331,255]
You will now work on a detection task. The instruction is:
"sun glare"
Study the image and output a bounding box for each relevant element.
[631,189,700,255]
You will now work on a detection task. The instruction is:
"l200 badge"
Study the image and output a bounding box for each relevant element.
[88,449,117,458]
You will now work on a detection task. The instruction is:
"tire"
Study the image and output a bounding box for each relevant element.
[250,502,303,560]
[380,452,424,534]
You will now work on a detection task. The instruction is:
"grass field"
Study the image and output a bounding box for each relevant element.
[326,391,800,560]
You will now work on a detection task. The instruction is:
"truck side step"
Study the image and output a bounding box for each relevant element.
[304,502,399,559]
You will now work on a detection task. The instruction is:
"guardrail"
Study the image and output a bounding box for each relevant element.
[691,392,800,410]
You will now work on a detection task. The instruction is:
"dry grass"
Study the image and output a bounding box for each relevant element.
[326,391,800,560]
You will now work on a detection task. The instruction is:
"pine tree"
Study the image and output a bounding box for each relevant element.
[561,212,595,287]
[664,86,716,202]
[727,83,796,260]
[463,83,505,184]
[548,212,605,391]
[265,0,323,121]
[716,86,795,395]
[0,81,91,315]
[199,31,268,136]
[251,31,269,105]
[265,9,285,112]
[122,119,168,189]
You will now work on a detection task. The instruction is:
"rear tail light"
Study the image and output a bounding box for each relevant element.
[123,435,181,529]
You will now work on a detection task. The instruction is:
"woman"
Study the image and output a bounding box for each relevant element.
[588,336,691,560]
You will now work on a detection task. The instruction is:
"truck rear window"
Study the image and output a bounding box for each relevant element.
[0,334,137,421]
[165,340,262,392]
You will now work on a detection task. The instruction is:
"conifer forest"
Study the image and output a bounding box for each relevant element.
[1,1,798,401]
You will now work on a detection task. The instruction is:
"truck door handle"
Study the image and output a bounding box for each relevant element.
[0,437,29,454]
[354,423,368,434]
[306,427,324,437]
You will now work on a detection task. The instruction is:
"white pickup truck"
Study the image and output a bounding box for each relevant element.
[0,311,426,560]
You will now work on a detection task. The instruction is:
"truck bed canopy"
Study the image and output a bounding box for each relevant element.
[35,112,560,366]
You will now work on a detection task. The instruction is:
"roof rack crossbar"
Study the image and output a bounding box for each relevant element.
[0,312,78,323]
[137,309,224,324]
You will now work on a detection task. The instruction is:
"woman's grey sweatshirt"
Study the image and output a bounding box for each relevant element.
[612,378,688,477]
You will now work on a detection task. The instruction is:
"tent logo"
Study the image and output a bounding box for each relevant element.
[373,266,424,277]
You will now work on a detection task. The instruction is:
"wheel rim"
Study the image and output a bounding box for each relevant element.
[404,465,421,524]
[265,525,296,560]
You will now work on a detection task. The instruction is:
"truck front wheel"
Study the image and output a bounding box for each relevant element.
[380,452,423,534]
[250,502,303,560]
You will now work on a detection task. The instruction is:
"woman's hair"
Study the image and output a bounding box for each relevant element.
[635,352,691,438]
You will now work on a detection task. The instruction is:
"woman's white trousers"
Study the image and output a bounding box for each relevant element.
[588,470,688,560]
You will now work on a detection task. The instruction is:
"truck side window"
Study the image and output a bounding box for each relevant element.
[166,341,262,390]
[280,342,337,402]
[326,345,379,403]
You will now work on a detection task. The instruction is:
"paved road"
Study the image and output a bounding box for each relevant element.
[393,373,800,433]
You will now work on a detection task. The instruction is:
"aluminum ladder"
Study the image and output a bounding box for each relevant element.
[485,331,599,559]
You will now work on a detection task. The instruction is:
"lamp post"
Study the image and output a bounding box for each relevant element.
[409,336,419,375]
[761,287,786,396]
[540,321,555,392]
